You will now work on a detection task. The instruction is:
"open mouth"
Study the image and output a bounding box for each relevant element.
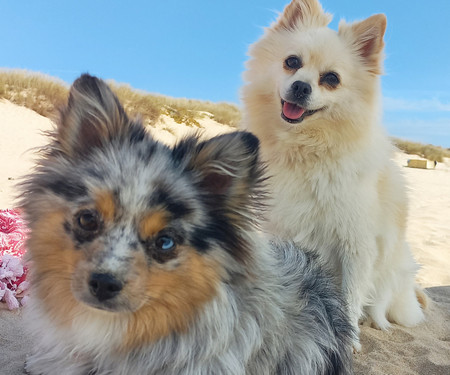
[281,99,323,124]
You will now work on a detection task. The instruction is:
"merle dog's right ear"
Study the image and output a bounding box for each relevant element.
[57,74,129,156]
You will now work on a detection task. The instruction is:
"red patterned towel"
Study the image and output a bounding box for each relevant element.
[0,209,29,309]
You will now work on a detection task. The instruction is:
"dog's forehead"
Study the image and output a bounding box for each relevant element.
[85,142,194,217]
[284,27,347,69]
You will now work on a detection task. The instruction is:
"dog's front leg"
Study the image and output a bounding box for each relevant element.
[339,240,376,352]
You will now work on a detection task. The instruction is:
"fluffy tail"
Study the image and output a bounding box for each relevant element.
[415,286,428,309]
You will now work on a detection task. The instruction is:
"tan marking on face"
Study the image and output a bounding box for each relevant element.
[122,247,221,350]
[95,190,116,222]
[27,209,88,326]
[139,210,168,239]
[28,208,146,331]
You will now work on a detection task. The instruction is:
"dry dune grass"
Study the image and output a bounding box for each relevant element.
[109,82,241,128]
[0,70,68,117]
[1,70,447,160]
[392,138,450,163]
[0,70,241,128]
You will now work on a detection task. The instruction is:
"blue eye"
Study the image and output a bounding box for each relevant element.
[155,235,175,252]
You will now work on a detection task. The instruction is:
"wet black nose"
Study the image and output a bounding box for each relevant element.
[291,81,312,100]
[88,273,123,301]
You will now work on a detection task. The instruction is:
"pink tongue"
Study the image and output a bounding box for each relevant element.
[283,102,305,120]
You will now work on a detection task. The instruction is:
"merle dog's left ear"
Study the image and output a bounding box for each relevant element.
[58,74,129,156]
[173,131,262,199]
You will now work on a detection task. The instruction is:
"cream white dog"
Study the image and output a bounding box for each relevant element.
[241,0,425,350]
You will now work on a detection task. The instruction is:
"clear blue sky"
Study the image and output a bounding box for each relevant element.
[2,0,449,147]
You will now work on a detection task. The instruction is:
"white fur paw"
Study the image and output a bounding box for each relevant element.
[389,289,425,327]
[390,307,424,327]
[351,324,362,352]
[368,313,392,330]
[361,315,391,331]
[24,360,40,375]
[352,340,362,353]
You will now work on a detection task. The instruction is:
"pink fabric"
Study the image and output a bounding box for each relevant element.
[0,209,29,309]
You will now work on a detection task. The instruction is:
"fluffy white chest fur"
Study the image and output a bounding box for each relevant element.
[260,126,424,350]
[265,131,402,270]
[267,150,378,252]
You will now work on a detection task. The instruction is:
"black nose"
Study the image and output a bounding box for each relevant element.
[291,81,312,100]
[88,273,123,301]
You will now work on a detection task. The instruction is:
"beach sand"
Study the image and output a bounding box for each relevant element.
[1,100,449,374]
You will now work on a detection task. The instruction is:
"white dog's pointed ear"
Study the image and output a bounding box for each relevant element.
[274,0,332,31]
[339,14,387,75]
[58,74,129,156]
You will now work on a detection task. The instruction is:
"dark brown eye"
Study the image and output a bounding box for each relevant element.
[284,56,302,70]
[77,210,100,232]
[320,72,340,88]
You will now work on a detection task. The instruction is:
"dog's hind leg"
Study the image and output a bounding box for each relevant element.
[387,244,425,327]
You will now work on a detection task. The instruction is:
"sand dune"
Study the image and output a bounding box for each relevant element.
[1,100,449,374]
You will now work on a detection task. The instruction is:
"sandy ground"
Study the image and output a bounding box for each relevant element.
[0,100,449,374]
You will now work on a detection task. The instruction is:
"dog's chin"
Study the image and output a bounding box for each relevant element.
[74,291,139,313]
[280,99,324,125]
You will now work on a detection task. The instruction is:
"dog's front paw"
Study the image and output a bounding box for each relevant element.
[352,340,362,353]
[351,324,362,353]
[24,360,41,375]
